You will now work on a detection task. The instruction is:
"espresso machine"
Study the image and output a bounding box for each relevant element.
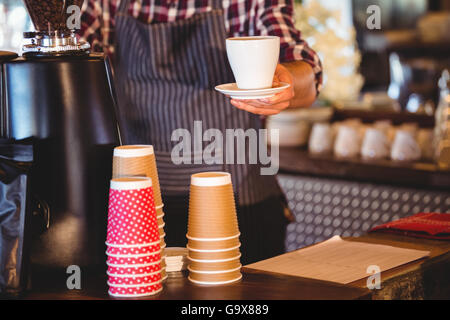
[0,0,121,278]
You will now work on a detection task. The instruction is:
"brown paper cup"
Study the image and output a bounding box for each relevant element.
[187,172,240,239]
[188,268,242,284]
[187,235,240,250]
[161,269,168,281]
[158,224,165,236]
[113,145,163,207]
[188,256,241,271]
[160,237,166,248]
[188,247,241,260]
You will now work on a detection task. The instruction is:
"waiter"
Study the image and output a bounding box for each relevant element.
[81,0,322,264]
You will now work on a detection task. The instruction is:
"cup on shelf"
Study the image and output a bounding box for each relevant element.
[390,130,421,161]
[361,128,390,160]
[308,123,333,155]
[334,125,361,159]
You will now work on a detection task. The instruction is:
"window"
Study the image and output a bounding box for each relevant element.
[0,0,32,53]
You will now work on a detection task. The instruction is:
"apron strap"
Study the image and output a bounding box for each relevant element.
[211,0,223,10]
[117,0,130,15]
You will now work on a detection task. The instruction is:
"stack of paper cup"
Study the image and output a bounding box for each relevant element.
[186,172,242,285]
[112,145,167,281]
[106,177,163,297]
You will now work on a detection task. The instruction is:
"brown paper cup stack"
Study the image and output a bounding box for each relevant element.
[113,145,167,281]
[186,172,242,285]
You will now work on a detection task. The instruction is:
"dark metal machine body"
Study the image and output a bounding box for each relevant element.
[0,53,121,270]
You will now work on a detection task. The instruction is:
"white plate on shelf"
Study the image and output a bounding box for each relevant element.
[215,82,290,100]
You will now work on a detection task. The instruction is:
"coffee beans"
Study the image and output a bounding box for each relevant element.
[24,0,84,33]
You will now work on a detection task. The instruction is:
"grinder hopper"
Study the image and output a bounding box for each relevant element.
[22,0,89,56]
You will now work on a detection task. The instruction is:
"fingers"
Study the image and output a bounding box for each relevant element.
[230,99,289,116]
[275,64,294,84]
[260,88,294,105]
[272,74,281,87]
[227,63,295,116]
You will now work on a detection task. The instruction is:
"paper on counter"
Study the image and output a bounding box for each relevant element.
[245,236,430,284]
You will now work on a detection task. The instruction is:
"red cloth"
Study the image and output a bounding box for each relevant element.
[370,213,450,240]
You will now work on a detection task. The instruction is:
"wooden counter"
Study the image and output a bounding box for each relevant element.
[20,267,370,300]
[19,233,450,300]
[347,233,450,300]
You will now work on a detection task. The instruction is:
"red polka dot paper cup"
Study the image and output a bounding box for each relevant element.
[108,282,163,298]
[106,252,162,266]
[107,261,162,276]
[106,242,160,256]
[106,178,160,246]
[108,273,162,286]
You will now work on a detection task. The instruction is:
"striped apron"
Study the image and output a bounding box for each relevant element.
[114,0,287,264]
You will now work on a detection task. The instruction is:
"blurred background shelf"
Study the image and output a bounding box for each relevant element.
[279,147,450,190]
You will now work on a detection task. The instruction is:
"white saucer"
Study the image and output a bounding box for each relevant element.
[215,82,290,100]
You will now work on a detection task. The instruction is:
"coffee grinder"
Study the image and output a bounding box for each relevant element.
[0,0,121,276]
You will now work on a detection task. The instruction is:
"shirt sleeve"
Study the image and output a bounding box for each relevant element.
[257,0,323,94]
[79,0,117,57]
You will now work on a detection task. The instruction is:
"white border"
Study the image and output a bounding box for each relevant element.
[187,244,241,253]
[188,274,242,286]
[106,249,162,258]
[191,172,231,187]
[114,145,154,158]
[107,270,160,278]
[107,279,161,288]
[110,177,152,190]
[188,265,241,274]
[105,240,160,248]
[187,254,241,263]
[106,260,161,268]
[186,233,240,241]
[108,286,163,298]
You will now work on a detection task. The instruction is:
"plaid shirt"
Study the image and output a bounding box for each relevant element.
[80,0,322,91]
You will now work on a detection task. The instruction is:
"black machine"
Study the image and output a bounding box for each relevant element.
[0,0,121,282]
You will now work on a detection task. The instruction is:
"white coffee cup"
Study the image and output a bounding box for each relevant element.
[309,123,333,155]
[226,36,280,90]
[390,130,421,161]
[361,128,390,160]
[334,125,361,158]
